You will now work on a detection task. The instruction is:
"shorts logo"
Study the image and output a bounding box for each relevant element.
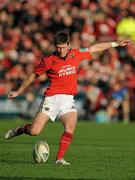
[71,106,76,109]
[44,107,49,111]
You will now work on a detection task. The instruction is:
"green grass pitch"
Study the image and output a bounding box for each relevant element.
[0,119,135,180]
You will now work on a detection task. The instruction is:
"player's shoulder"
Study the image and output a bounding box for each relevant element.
[42,52,56,61]
[70,48,78,52]
[69,48,79,54]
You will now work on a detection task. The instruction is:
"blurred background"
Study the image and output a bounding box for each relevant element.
[0,0,135,123]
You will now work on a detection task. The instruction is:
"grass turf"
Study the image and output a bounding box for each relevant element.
[0,119,135,180]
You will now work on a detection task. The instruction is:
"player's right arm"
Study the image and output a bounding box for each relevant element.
[7,72,37,99]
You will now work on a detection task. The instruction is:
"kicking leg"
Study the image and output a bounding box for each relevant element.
[5,112,50,139]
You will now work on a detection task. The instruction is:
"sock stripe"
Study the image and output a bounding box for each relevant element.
[61,140,70,144]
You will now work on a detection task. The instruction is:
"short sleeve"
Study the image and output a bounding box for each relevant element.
[34,57,50,76]
[76,48,92,62]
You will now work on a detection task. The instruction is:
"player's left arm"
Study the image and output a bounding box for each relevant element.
[89,39,130,54]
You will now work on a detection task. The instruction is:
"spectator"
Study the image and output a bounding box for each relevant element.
[107,79,130,123]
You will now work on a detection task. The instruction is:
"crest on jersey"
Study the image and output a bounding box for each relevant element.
[69,53,75,59]
[79,48,89,52]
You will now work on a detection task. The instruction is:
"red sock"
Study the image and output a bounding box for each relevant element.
[17,124,31,135]
[56,132,73,160]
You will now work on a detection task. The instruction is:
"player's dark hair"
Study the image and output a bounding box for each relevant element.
[54,31,70,45]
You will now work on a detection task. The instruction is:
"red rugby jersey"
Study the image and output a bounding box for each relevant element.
[34,48,92,96]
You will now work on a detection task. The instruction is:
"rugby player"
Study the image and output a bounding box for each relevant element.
[5,31,130,165]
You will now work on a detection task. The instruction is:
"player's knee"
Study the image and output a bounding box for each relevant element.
[65,126,76,134]
[67,123,77,133]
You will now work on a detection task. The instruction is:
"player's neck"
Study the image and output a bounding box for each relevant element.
[60,53,68,60]
[57,49,71,60]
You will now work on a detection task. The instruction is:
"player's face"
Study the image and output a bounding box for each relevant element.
[56,43,70,58]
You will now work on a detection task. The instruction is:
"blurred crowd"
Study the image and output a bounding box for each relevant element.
[0,0,135,122]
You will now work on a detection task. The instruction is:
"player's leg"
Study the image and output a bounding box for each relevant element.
[5,112,50,139]
[55,111,77,165]
[60,111,77,133]
[5,95,58,139]
[29,112,50,135]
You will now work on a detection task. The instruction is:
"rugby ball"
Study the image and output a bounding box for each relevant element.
[33,140,49,164]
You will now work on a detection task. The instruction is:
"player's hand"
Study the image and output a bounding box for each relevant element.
[118,39,130,47]
[7,91,19,99]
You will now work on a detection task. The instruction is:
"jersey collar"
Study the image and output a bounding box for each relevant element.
[56,49,71,60]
